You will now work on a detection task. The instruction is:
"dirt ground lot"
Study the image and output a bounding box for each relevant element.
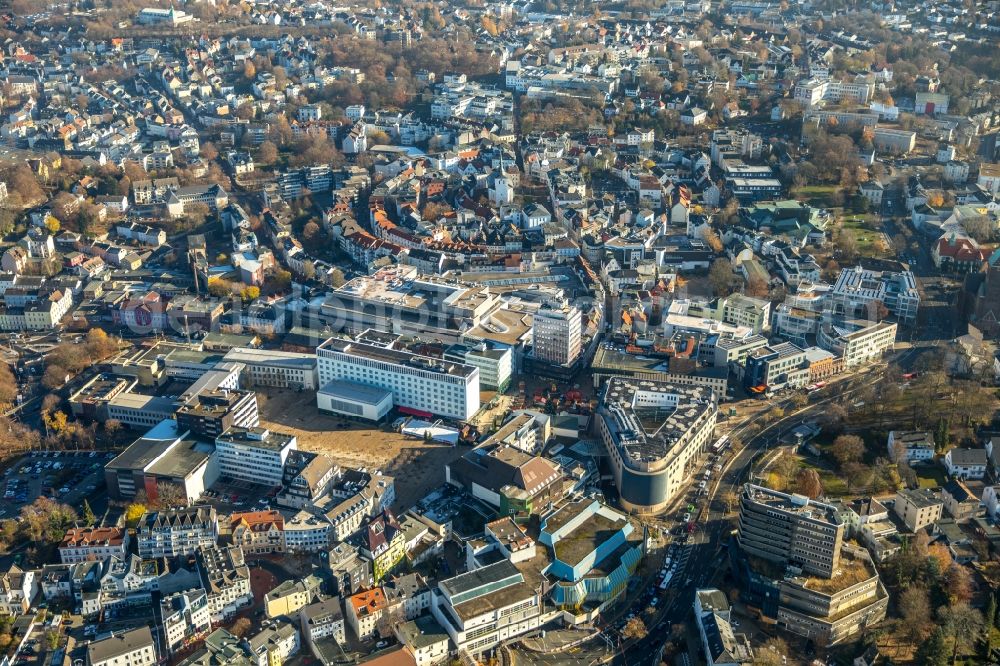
[257,390,467,510]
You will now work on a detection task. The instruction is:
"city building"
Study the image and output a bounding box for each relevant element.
[738,484,844,578]
[229,510,286,554]
[300,597,347,646]
[430,560,544,656]
[597,378,717,514]
[215,426,297,487]
[944,448,988,479]
[346,587,388,640]
[694,589,753,666]
[222,348,319,390]
[87,626,157,666]
[175,389,259,441]
[743,342,808,391]
[317,337,480,421]
[538,499,644,617]
[734,486,887,645]
[137,506,219,558]
[197,545,253,622]
[160,589,212,655]
[531,305,582,367]
[830,266,919,323]
[893,488,944,532]
[59,527,129,564]
[104,420,219,503]
[886,431,935,463]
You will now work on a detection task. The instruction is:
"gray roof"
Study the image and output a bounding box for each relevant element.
[87,626,155,664]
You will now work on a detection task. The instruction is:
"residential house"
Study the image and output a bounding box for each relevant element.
[944,448,987,480]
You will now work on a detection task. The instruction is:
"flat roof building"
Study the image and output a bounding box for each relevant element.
[597,378,717,514]
[317,337,480,421]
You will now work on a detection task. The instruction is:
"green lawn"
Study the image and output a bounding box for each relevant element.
[915,465,947,489]
[795,184,840,207]
[842,214,891,258]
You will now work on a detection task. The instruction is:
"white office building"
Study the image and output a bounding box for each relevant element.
[431,560,546,656]
[215,427,297,487]
[532,305,582,366]
[316,338,480,421]
[222,348,319,390]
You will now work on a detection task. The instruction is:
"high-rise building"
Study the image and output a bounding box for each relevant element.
[738,484,844,577]
[734,485,888,645]
[532,305,582,366]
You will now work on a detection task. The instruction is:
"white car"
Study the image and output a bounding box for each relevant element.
[698,480,707,490]
[682,512,692,523]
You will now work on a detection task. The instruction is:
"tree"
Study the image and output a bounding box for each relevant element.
[329,268,346,288]
[899,585,932,642]
[622,617,647,640]
[915,627,949,666]
[82,500,95,526]
[155,482,188,509]
[753,638,790,666]
[830,434,865,468]
[842,461,872,492]
[939,603,983,663]
[819,402,849,434]
[231,617,252,637]
[41,365,67,391]
[258,141,279,165]
[745,274,769,298]
[19,497,77,544]
[86,328,118,360]
[837,229,859,262]
[0,365,17,404]
[795,468,823,498]
[104,419,122,438]
[945,564,973,605]
[44,630,59,651]
[200,142,219,162]
[708,259,733,296]
[700,227,724,253]
[243,60,257,80]
[240,286,261,302]
[124,503,146,526]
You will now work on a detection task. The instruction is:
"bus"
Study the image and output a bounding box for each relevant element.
[711,436,730,454]
[659,571,673,590]
[805,381,827,394]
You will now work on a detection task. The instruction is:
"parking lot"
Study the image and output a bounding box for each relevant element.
[200,477,279,513]
[1,451,112,518]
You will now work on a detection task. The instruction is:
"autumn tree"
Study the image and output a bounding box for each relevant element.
[795,468,823,498]
[200,142,219,162]
[0,365,17,404]
[42,365,68,390]
[830,434,865,469]
[708,258,734,296]
[82,500,96,526]
[622,617,647,640]
[898,585,931,642]
[231,617,252,637]
[19,497,77,544]
[701,227,724,253]
[258,141,279,165]
[124,503,146,526]
[939,603,983,663]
